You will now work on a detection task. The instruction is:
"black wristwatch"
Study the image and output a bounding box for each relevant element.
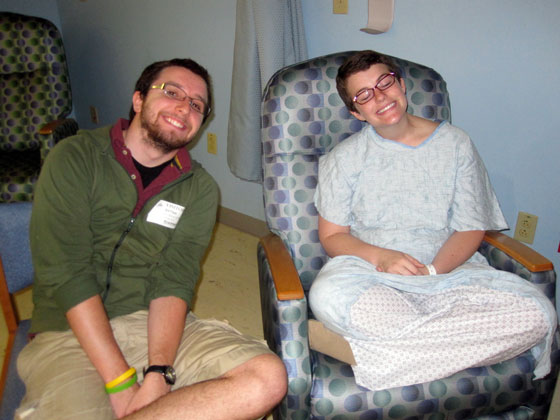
[143,365,176,385]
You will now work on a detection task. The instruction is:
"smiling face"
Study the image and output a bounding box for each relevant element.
[132,66,209,153]
[347,63,408,130]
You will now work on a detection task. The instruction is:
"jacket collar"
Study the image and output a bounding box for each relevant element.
[109,118,192,174]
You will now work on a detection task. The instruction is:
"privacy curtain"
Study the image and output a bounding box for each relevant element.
[227,0,307,182]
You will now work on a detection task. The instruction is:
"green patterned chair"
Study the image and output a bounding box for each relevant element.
[258,51,559,420]
[0,12,78,203]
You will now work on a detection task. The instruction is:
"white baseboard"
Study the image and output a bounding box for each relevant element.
[217,206,270,238]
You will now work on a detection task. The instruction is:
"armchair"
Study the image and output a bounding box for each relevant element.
[0,12,78,203]
[258,51,559,419]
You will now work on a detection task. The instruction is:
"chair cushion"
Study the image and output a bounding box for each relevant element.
[0,319,30,419]
[309,319,355,365]
[309,349,543,419]
[0,201,34,291]
[0,151,40,203]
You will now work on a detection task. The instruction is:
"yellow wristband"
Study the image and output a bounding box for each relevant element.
[105,367,136,390]
[105,373,137,394]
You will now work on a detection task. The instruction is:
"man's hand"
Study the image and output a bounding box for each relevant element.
[124,373,171,416]
[375,249,425,275]
[110,383,140,419]
[66,296,143,418]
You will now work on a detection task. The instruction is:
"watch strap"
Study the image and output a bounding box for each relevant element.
[143,365,176,385]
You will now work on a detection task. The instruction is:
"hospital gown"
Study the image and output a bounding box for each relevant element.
[310,121,556,390]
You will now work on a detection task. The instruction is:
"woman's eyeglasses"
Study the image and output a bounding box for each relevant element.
[352,72,397,105]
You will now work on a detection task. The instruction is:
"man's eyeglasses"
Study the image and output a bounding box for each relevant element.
[352,72,397,105]
[151,82,210,117]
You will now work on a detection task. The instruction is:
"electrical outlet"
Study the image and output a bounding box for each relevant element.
[513,211,538,244]
[207,133,217,155]
[333,0,348,14]
[89,106,99,124]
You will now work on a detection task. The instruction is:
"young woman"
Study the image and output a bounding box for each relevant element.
[309,50,556,391]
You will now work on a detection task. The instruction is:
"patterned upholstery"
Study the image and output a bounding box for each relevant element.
[258,51,559,419]
[0,12,78,203]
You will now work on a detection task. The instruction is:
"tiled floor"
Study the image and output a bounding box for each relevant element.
[191,223,264,339]
[2,222,560,419]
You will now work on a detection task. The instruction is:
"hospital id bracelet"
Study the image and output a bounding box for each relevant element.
[426,264,437,275]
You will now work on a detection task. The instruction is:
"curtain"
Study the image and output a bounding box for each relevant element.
[227,0,307,182]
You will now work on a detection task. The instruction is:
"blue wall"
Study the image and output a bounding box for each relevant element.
[2,0,558,273]
[0,0,60,27]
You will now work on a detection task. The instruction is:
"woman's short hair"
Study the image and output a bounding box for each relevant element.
[336,50,401,113]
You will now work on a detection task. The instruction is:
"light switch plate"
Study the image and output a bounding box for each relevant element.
[333,0,348,14]
[207,133,217,155]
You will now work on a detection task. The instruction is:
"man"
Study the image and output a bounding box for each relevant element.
[16,58,287,420]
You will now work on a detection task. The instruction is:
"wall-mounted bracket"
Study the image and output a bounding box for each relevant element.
[360,0,394,34]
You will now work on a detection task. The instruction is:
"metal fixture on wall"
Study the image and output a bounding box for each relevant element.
[361,0,394,34]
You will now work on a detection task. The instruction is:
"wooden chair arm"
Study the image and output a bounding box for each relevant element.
[483,231,553,272]
[0,256,18,334]
[259,233,305,300]
[39,118,74,135]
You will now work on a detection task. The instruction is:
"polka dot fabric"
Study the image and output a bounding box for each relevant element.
[0,12,74,202]
[257,50,559,419]
[348,285,549,391]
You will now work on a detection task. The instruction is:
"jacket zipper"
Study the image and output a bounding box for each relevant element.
[100,167,193,302]
[102,217,136,301]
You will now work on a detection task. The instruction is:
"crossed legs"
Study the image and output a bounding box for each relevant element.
[17,312,287,420]
[124,353,287,420]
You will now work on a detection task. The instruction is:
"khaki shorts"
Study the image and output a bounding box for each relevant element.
[16,311,273,420]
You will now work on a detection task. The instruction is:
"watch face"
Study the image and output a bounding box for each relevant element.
[164,366,177,385]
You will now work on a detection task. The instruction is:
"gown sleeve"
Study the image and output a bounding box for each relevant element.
[449,134,508,232]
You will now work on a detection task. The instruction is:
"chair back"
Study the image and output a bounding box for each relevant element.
[0,12,73,153]
[261,51,451,291]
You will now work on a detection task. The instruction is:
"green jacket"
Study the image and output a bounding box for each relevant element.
[30,120,219,332]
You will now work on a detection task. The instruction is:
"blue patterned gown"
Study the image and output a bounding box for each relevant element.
[310,121,556,390]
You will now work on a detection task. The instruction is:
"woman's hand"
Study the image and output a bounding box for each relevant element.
[431,230,485,274]
[374,249,425,275]
[319,216,426,275]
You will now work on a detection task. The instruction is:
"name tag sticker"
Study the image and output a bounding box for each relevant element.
[147,200,185,229]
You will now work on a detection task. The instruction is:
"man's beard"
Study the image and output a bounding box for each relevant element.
[140,110,192,154]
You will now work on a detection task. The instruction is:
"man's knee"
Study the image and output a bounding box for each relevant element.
[255,354,288,403]
[228,353,287,406]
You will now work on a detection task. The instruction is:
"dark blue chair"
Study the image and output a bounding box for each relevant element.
[0,202,33,419]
